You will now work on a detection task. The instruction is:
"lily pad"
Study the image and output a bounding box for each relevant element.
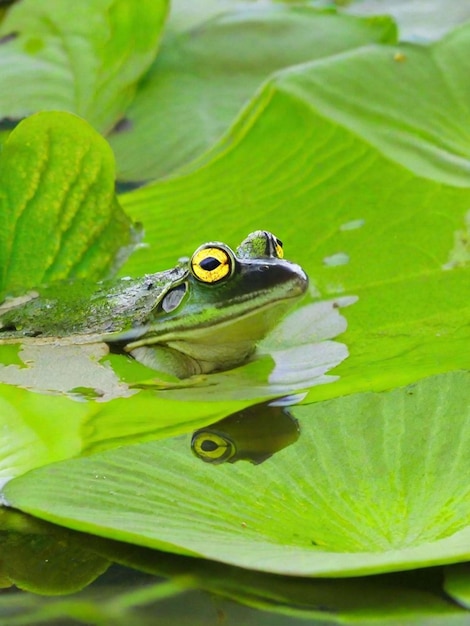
[5,371,470,577]
[0,0,168,131]
[0,111,135,297]
[275,25,470,186]
[109,6,396,181]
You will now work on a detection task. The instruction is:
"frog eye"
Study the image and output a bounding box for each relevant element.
[190,245,235,284]
[191,431,236,464]
[236,231,284,259]
[274,237,284,259]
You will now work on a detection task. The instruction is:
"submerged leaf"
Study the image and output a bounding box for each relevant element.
[0,508,109,594]
[444,563,470,609]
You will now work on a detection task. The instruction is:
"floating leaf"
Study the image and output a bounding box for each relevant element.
[5,371,470,577]
[110,6,396,181]
[275,24,470,186]
[0,0,168,131]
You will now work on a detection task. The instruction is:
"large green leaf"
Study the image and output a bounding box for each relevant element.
[109,6,396,181]
[276,26,470,187]
[6,372,470,577]
[0,0,168,131]
[0,111,134,297]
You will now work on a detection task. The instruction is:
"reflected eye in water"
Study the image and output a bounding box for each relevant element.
[191,400,300,465]
[191,431,236,464]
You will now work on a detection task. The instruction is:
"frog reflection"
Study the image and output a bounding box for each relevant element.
[191,401,300,464]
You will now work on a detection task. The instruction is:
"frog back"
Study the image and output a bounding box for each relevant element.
[0,266,187,340]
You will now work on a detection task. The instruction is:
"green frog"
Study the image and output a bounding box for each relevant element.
[0,231,308,378]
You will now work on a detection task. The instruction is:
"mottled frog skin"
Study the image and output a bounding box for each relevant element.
[0,231,308,378]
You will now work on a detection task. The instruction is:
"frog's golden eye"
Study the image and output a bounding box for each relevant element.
[191,431,236,464]
[190,245,235,284]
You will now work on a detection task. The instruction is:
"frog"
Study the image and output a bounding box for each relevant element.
[0,231,308,379]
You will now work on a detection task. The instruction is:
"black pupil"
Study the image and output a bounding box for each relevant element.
[200,256,221,271]
[201,439,220,452]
